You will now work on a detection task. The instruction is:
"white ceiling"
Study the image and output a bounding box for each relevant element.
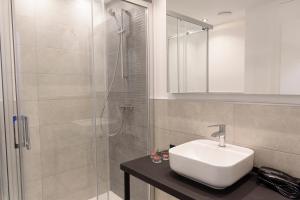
[167,0,276,25]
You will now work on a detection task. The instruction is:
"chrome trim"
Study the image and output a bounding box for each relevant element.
[0,32,10,200]
[206,29,209,93]
[22,116,30,151]
[0,0,23,198]
[167,10,213,30]
[122,1,154,200]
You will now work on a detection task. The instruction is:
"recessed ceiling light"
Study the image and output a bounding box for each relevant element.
[202,18,208,22]
[217,11,233,16]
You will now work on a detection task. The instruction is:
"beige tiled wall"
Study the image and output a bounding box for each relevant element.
[154,99,300,200]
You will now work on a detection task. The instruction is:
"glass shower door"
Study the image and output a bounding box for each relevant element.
[3,0,151,199]
[10,0,101,199]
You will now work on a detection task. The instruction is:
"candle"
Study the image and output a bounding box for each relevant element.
[152,154,162,164]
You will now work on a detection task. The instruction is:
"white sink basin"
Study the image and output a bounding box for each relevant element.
[169,139,254,189]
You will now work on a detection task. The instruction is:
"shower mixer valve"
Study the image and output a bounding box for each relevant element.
[119,105,134,112]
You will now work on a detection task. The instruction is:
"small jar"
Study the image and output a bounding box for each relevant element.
[152,154,162,164]
[150,150,157,159]
[162,151,169,161]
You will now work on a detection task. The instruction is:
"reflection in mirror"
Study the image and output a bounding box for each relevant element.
[167,0,300,95]
[167,15,179,93]
[167,12,211,93]
[245,0,300,95]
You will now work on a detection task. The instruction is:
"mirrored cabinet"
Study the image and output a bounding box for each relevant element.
[167,0,300,95]
[167,12,211,93]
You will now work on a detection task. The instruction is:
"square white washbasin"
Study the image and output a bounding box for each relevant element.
[169,139,254,189]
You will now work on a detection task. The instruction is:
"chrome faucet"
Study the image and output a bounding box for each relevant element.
[208,124,226,147]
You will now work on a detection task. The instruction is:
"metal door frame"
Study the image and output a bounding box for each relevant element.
[0,0,24,199]
[121,1,154,200]
[0,32,10,200]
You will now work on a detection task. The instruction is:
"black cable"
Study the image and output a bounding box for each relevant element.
[257,167,300,199]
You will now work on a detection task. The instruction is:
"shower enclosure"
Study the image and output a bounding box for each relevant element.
[0,0,152,199]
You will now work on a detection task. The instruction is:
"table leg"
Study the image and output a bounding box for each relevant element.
[124,172,130,200]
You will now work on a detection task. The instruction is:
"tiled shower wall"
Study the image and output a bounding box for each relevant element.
[14,0,100,199]
[154,99,300,200]
[105,2,149,200]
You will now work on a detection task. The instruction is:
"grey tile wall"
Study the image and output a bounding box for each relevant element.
[105,3,149,200]
[154,99,300,200]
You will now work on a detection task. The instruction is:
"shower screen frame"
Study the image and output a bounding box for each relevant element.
[121,0,153,159]
[122,0,154,163]
[0,0,25,199]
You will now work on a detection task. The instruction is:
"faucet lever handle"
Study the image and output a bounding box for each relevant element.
[208,124,222,128]
[208,124,226,130]
[208,124,226,136]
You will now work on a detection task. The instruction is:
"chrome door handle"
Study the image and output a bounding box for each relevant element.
[13,115,31,150]
[13,116,19,149]
[22,116,30,150]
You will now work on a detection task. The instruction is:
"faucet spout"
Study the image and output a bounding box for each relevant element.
[208,124,226,147]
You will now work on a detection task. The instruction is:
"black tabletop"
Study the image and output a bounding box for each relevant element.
[120,156,288,200]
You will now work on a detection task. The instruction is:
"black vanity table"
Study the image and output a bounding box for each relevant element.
[120,156,288,200]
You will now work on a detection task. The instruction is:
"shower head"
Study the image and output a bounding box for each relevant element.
[107,8,131,35]
[121,9,131,35]
[108,8,116,16]
[108,8,122,31]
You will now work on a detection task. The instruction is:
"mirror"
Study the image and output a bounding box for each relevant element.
[167,13,210,93]
[167,0,300,95]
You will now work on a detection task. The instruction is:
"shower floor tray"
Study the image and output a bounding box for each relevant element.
[89,191,122,200]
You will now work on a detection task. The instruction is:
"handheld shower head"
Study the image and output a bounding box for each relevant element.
[107,8,131,35]
[108,8,116,16]
[107,8,123,32]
